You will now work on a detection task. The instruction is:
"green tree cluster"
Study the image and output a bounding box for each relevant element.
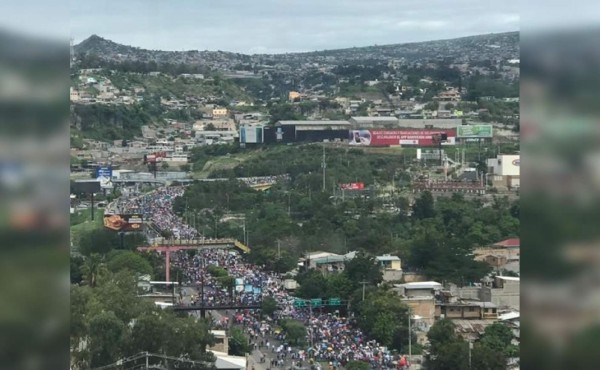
[280,319,307,346]
[354,289,411,350]
[71,103,153,141]
[425,319,513,370]
[71,270,215,369]
[180,146,518,285]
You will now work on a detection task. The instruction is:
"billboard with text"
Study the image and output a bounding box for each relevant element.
[456,125,493,138]
[340,182,365,190]
[103,214,144,232]
[349,129,456,147]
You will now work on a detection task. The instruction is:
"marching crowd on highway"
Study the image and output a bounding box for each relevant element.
[129,185,411,369]
[116,186,198,239]
[170,246,410,369]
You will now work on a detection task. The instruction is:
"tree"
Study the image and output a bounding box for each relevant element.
[424,101,439,111]
[354,288,410,350]
[229,327,251,356]
[180,164,191,172]
[425,319,469,370]
[161,161,170,170]
[80,254,107,288]
[343,251,383,288]
[71,255,85,284]
[71,285,92,366]
[128,313,171,355]
[281,319,306,346]
[412,191,435,219]
[479,322,516,358]
[206,123,216,130]
[261,297,278,317]
[471,343,507,370]
[88,311,126,367]
[296,270,329,299]
[78,229,116,256]
[107,250,153,276]
[326,273,354,300]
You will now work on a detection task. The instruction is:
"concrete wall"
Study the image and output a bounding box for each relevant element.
[402,272,428,283]
[491,281,520,310]
[382,269,403,282]
[405,298,436,327]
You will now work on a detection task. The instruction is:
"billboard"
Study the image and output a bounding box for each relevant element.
[95,166,113,178]
[240,126,263,144]
[145,152,167,163]
[456,125,493,138]
[349,129,456,147]
[340,182,365,190]
[103,214,144,232]
[71,180,101,195]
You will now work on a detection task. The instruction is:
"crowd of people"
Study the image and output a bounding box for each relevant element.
[168,246,409,369]
[124,184,410,369]
[116,186,198,239]
[238,174,291,187]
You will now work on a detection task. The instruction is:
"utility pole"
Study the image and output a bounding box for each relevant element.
[145,351,149,370]
[468,340,472,370]
[277,240,281,259]
[321,146,326,192]
[90,192,95,221]
[360,281,368,301]
[242,219,246,245]
[408,307,412,365]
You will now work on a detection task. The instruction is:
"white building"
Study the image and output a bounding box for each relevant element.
[487,154,520,189]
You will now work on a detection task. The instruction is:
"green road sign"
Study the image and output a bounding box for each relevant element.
[294,299,306,307]
[329,298,341,306]
[310,298,322,307]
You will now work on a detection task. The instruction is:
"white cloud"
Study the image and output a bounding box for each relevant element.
[70,0,519,53]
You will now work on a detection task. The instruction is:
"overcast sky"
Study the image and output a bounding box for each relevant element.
[69,0,519,54]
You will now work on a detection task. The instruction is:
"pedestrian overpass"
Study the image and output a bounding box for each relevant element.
[137,238,251,282]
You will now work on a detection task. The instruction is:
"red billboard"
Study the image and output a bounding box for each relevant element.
[145,152,167,163]
[340,182,365,190]
[349,129,456,147]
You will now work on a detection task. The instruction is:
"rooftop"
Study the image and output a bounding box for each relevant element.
[376,255,401,262]
[315,255,348,264]
[396,281,442,290]
[496,276,520,282]
[493,238,520,248]
[277,120,350,126]
[499,311,520,321]
[350,116,399,122]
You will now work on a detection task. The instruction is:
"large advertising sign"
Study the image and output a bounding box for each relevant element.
[95,166,113,189]
[145,152,167,164]
[456,125,493,138]
[340,182,365,190]
[241,127,263,144]
[349,129,456,147]
[103,214,144,232]
[95,166,113,178]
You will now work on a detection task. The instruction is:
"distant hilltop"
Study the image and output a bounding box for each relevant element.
[74,31,519,66]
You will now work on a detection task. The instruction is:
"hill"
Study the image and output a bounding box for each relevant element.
[74,31,519,69]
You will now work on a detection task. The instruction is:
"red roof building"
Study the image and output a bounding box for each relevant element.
[493,238,520,248]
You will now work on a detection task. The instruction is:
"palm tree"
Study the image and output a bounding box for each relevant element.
[80,254,107,288]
